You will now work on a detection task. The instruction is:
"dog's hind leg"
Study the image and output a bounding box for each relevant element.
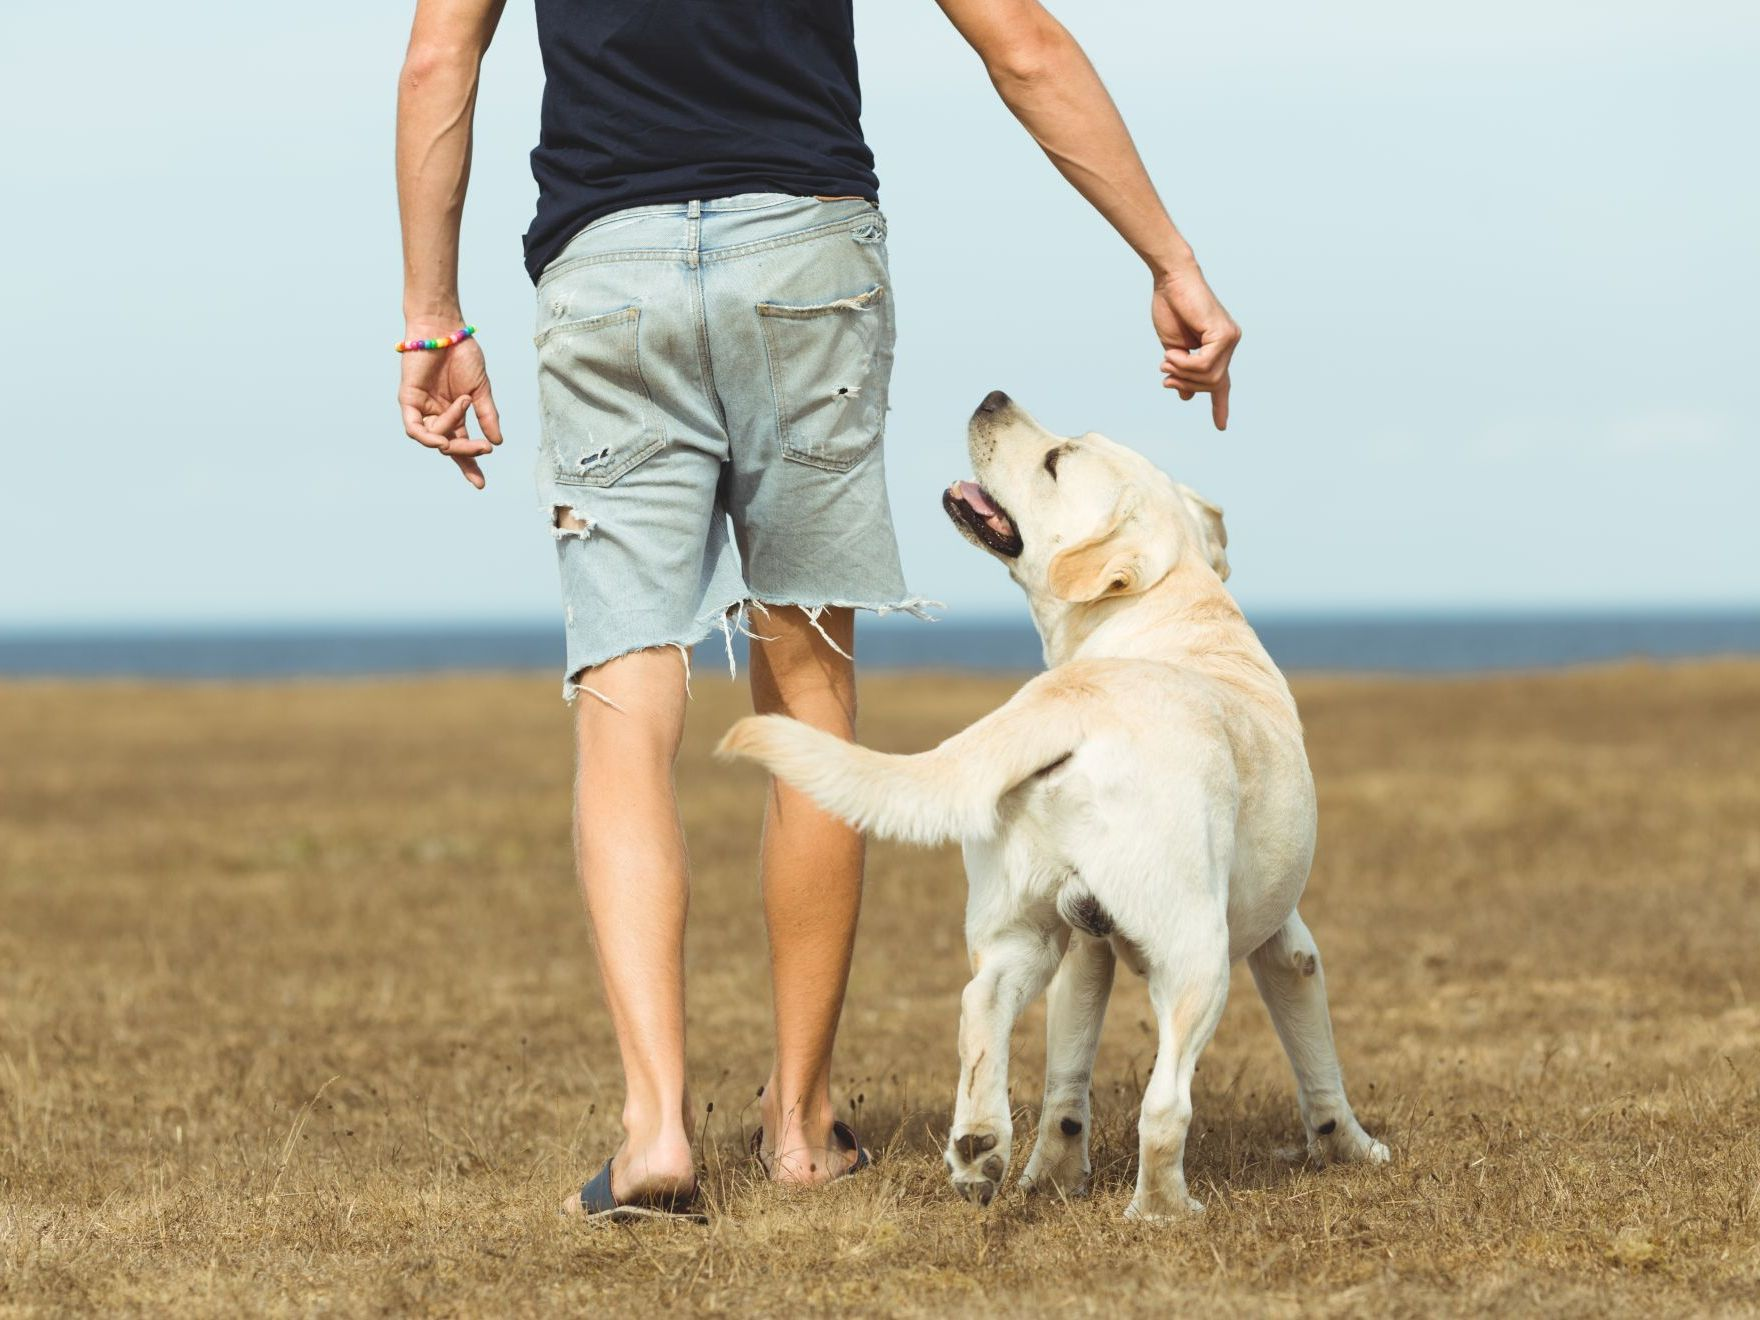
[1126,923,1230,1221]
[1020,932,1115,1197]
[945,837,1065,1208]
[1248,910,1390,1167]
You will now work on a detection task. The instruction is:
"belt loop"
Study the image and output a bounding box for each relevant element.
[686,199,702,265]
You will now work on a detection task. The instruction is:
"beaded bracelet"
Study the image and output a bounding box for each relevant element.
[395,325,477,353]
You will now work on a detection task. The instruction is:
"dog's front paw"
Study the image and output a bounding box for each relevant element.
[946,1129,1009,1208]
[1124,1191,1205,1222]
[1307,1114,1391,1167]
[1020,1120,1091,1197]
[1020,1164,1090,1199]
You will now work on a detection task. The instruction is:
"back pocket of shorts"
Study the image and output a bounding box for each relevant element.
[536,305,662,487]
[756,284,889,472]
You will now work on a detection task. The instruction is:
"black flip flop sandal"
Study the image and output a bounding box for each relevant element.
[564,1158,708,1224]
[750,1120,871,1180]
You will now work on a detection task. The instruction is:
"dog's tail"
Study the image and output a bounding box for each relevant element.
[715,674,1091,846]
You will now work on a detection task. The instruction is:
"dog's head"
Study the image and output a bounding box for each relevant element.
[943,391,1229,615]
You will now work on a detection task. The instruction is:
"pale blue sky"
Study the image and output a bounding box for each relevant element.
[2,1,1755,627]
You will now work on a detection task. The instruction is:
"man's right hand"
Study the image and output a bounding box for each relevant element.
[397,329,503,489]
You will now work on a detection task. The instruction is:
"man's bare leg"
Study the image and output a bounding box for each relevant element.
[563,647,696,1207]
[749,606,864,1184]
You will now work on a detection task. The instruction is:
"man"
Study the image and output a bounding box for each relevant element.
[395,0,1239,1219]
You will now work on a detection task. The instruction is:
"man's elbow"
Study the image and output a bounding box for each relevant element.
[401,41,483,88]
[980,16,1070,91]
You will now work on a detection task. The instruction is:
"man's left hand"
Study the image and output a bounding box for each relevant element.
[398,332,503,489]
[1152,268,1241,431]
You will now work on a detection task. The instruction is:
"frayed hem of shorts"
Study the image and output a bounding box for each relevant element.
[738,595,942,662]
[560,595,941,704]
[560,618,728,707]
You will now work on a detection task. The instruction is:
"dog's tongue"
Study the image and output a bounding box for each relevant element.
[951,481,1014,538]
[953,481,998,517]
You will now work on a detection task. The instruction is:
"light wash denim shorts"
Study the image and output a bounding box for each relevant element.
[533,193,928,700]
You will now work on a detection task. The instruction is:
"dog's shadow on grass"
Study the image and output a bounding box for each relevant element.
[694,1077,1331,1210]
[1076,1113,1330,1206]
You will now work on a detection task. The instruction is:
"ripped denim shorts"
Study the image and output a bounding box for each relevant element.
[533,193,930,700]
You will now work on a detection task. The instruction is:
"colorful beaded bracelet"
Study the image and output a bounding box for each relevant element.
[395,325,477,353]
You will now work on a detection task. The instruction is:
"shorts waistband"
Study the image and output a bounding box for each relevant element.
[577,192,836,232]
[544,194,884,282]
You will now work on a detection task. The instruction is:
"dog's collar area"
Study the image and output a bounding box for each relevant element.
[943,480,1023,558]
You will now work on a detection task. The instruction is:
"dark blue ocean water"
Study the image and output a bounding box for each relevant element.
[1,611,1757,680]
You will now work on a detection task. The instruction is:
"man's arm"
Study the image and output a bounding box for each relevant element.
[937,0,1240,429]
[396,0,506,487]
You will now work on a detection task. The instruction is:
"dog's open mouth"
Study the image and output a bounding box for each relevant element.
[943,480,1023,558]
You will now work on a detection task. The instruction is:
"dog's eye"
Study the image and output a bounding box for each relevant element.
[1043,447,1064,479]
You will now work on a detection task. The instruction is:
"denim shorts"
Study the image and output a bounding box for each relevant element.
[533,193,929,700]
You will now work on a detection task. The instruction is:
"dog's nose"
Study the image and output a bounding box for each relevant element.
[976,390,1011,416]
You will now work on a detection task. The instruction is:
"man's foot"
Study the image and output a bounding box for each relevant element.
[752,1097,866,1186]
[559,1135,698,1217]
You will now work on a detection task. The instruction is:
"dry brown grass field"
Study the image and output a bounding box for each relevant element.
[3,661,1759,1316]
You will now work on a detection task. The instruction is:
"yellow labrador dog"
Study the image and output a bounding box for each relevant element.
[719,391,1388,1220]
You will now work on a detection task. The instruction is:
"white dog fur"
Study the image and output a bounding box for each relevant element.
[718,393,1389,1220]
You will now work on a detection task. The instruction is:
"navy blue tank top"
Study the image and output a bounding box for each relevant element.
[524,0,881,282]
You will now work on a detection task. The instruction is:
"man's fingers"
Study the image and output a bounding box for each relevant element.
[429,394,473,436]
[1163,342,1229,387]
[399,382,494,477]
[403,401,449,449]
[439,434,494,458]
[1211,375,1231,431]
[1161,360,1207,387]
[439,412,493,458]
[451,453,486,489]
[403,395,471,448]
[1162,366,1211,395]
[1161,349,1212,378]
[474,382,504,446]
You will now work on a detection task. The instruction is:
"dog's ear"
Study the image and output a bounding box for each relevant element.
[1047,536,1147,603]
[1177,483,1230,582]
[1047,503,1165,603]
